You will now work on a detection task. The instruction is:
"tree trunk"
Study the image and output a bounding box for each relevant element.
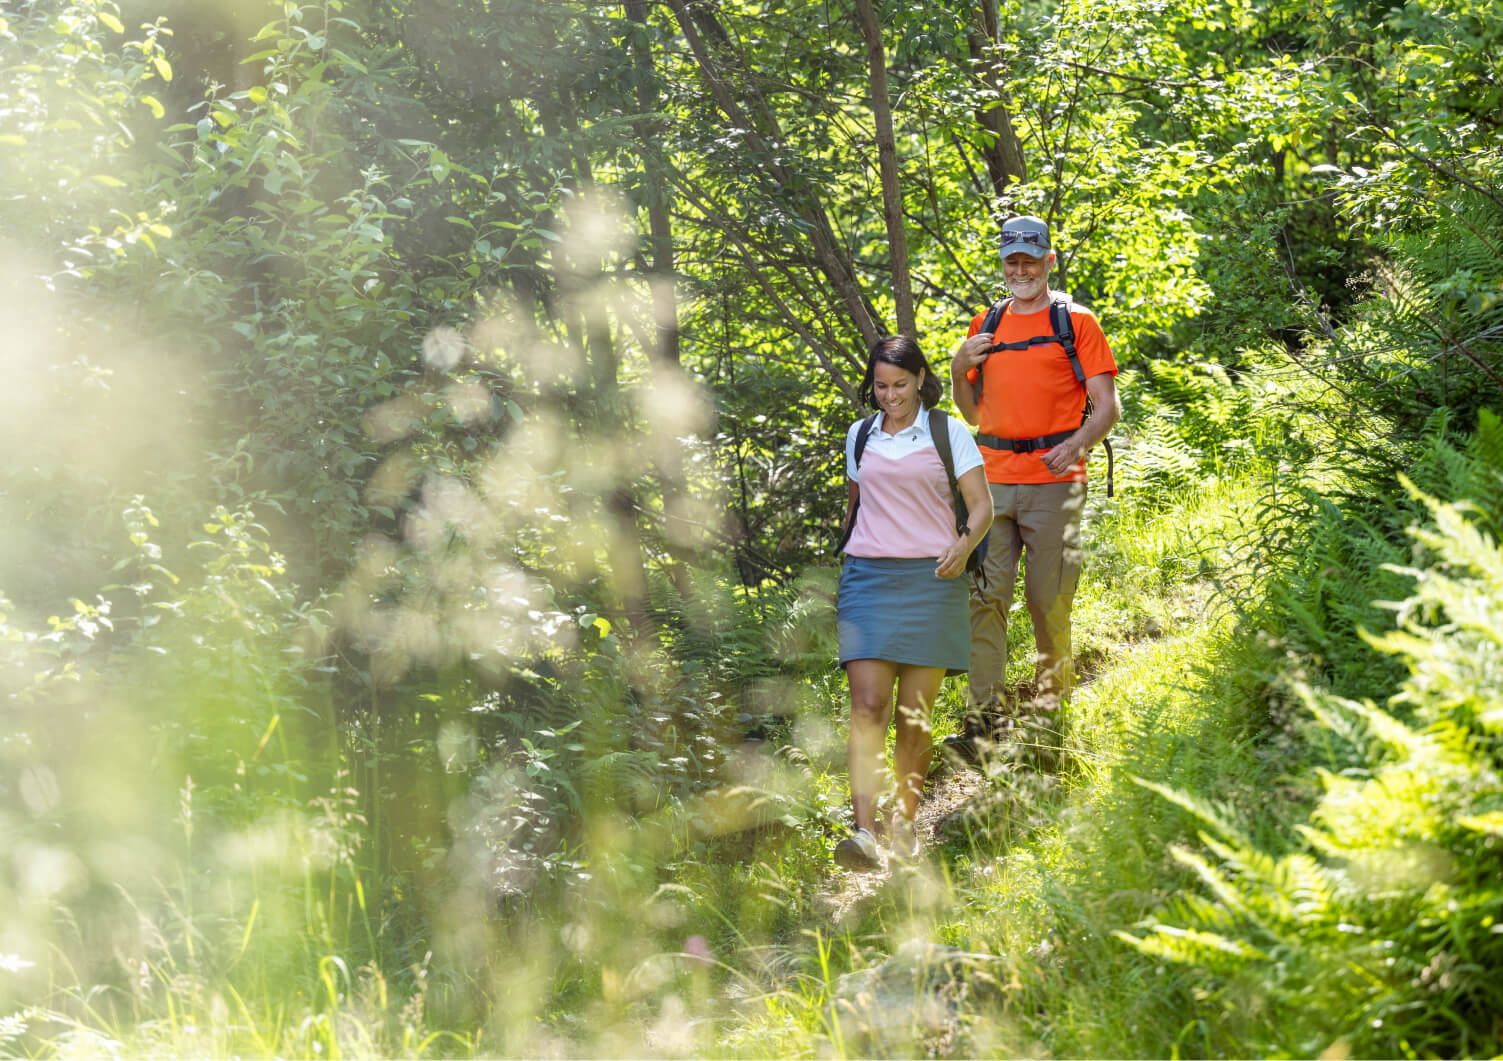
[539,88,655,634]
[855,0,915,337]
[967,1,1027,194]
[664,0,884,350]
[623,0,680,366]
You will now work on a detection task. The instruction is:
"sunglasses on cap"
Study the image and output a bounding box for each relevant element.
[1000,230,1047,247]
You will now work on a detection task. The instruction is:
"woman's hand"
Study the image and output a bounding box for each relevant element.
[935,539,969,579]
[936,466,993,578]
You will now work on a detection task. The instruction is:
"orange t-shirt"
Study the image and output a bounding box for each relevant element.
[964,298,1117,484]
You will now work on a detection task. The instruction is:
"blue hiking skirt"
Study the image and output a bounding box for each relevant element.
[837,556,970,675]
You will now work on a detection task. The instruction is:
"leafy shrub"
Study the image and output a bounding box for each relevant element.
[1120,469,1503,1058]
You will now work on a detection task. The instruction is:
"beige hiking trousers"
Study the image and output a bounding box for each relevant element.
[968,480,1087,714]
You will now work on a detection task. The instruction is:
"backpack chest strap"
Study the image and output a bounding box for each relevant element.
[987,333,1066,351]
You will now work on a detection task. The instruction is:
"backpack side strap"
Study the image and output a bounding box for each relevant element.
[1050,297,1114,497]
[833,413,881,556]
[1049,296,1086,384]
[929,409,989,585]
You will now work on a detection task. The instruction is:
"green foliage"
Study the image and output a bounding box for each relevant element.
[1115,360,1271,503]
[0,0,200,612]
[1122,466,1503,1058]
[4,0,1502,1056]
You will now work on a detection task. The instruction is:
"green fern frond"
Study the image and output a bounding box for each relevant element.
[1130,777,1252,847]
[579,749,662,811]
[1304,687,1380,756]
[1271,853,1341,927]
[1162,892,1248,937]
[1401,483,1503,586]
[1316,694,1425,758]
[1169,843,1265,929]
[1114,923,1268,972]
[1468,409,1503,510]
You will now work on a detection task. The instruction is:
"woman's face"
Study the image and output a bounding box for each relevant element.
[874,360,923,420]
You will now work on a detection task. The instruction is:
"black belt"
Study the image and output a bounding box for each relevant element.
[976,430,1074,453]
[977,430,1115,498]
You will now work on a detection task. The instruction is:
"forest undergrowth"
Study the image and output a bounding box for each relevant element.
[5,1,1503,1057]
[6,360,1503,1059]
[6,365,1503,1061]
[0,420,1358,1059]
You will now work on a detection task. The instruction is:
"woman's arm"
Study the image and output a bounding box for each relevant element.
[935,466,993,578]
[840,478,859,539]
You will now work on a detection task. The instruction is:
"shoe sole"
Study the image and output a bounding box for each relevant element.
[833,842,880,872]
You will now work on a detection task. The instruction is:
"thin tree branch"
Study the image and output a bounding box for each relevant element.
[669,170,864,406]
[1053,58,1210,90]
[1377,130,1503,215]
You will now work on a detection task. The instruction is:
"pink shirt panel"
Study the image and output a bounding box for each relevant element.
[844,446,959,558]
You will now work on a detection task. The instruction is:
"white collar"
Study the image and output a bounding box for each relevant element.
[875,401,930,438]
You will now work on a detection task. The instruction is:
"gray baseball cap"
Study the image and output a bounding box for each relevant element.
[999,215,1051,260]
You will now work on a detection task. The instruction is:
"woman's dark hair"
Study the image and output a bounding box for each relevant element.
[858,334,944,411]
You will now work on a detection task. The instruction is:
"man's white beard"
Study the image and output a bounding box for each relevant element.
[1007,275,1045,299]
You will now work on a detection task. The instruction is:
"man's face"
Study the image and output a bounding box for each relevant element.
[1003,250,1053,301]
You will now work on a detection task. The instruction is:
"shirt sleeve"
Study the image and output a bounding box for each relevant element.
[1070,305,1118,378]
[948,416,985,478]
[845,419,863,481]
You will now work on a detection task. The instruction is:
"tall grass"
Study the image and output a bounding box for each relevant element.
[4,360,1302,1059]
[1117,450,1503,1058]
[705,435,1287,1058]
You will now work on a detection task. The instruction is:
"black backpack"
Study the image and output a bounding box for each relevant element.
[834,408,989,584]
[972,295,1115,497]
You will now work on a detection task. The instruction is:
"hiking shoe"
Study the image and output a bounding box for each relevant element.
[940,732,981,767]
[888,812,920,860]
[833,827,881,871]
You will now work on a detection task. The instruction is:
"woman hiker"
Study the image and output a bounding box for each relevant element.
[833,335,992,869]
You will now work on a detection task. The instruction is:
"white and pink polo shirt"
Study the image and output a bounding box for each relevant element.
[843,405,984,559]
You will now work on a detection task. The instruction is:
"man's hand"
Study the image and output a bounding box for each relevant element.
[1040,373,1119,478]
[1040,435,1083,477]
[951,333,995,378]
[950,333,994,425]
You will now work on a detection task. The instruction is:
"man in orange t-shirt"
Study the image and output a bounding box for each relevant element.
[949,215,1120,753]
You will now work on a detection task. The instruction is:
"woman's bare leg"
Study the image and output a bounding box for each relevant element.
[893,665,945,821]
[845,658,897,833]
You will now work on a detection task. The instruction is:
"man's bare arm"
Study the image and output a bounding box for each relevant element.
[1040,373,1121,477]
[949,333,994,426]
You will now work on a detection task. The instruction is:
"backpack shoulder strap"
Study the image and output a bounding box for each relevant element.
[972,298,1009,403]
[852,411,879,467]
[981,297,1009,334]
[928,409,958,489]
[1050,296,1085,384]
